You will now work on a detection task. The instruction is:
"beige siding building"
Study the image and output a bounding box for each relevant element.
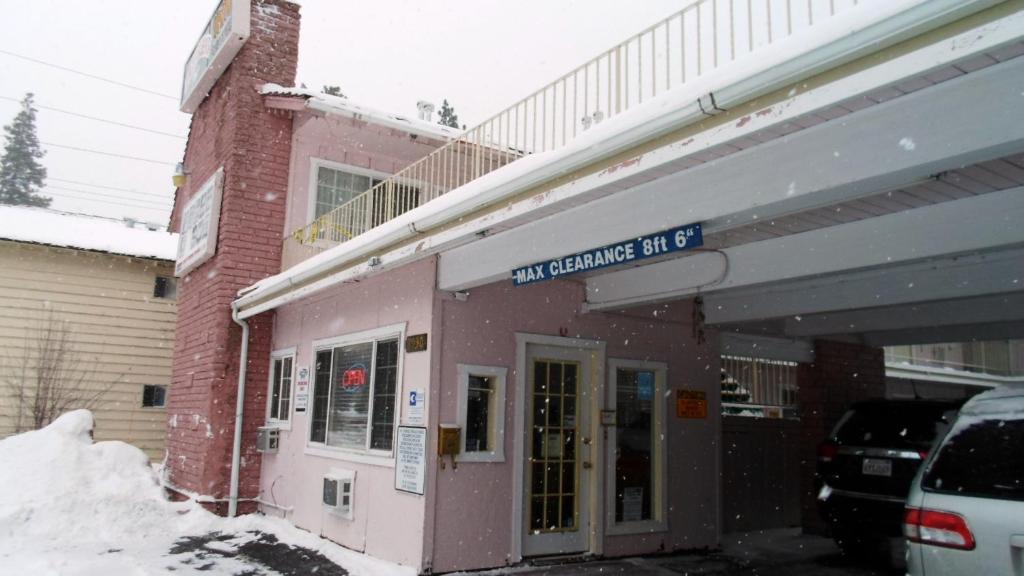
[0,206,178,460]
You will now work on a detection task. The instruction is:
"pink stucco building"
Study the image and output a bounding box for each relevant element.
[167,0,1024,573]
[167,3,720,571]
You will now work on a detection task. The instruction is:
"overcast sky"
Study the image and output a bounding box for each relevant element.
[0,0,686,226]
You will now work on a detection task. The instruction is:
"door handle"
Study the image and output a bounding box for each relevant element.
[581,437,592,446]
[582,461,593,469]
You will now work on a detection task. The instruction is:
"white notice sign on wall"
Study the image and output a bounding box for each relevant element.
[175,167,224,277]
[395,426,426,495]
[406,389,425,426]
[293,366,310,412]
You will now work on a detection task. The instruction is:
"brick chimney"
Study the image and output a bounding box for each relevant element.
[166,0,300,513]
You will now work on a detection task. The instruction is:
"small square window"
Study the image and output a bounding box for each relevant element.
[154,276,177,299]
[457,364,507,462]
[466,375,494,452]
[142,385,167,408]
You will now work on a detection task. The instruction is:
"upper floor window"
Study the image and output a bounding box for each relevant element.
[310,326,402,453]
[313,162,383,220]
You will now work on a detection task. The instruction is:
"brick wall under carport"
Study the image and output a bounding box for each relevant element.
[798,340,886,534]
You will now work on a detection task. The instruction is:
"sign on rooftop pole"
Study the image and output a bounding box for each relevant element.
[180,0,251,113]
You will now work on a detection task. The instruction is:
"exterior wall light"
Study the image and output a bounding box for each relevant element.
[172,163,189,188]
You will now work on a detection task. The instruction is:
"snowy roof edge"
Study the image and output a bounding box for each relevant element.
[260,84,461,141]
[0,205,179,261]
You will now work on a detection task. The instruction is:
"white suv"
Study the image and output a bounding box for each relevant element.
[904,384,1024,575]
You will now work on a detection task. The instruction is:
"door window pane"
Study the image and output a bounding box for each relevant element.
[529,359,579,533]
[615,368,654,523]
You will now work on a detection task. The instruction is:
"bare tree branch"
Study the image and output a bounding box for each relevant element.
[2,308,119,432]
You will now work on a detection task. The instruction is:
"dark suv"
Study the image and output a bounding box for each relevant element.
[816,398,963,553]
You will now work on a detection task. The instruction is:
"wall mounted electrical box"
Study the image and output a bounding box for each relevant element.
[438,424,461,456]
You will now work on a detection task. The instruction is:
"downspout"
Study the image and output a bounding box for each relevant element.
[228,303,250,518]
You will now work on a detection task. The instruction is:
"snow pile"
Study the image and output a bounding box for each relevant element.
[0,410,413,576]
[0,410,174,543]
[0,205,179,260]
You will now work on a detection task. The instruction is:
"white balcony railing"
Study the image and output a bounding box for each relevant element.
[288,0,861,256]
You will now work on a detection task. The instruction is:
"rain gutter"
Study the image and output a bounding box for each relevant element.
[234,0,1003,320]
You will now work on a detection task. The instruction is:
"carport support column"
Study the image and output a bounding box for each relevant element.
[798,340,886,534]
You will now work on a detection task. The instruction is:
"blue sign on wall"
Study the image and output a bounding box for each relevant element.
[637,371,654,401]
[512,222,703,286]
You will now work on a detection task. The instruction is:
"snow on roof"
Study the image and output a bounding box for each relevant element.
[260,83,461,141]
[0,205,179,261]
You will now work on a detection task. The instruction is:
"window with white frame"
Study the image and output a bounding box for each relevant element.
[313,163,382,220]
[456,364,507,462]
[607,359,667,533]
[310,329,401,453]
[268,351,295,424]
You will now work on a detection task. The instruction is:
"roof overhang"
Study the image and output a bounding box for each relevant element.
[234,0,1019,319]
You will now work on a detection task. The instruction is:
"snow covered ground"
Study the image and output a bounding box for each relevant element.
[0,410,414,576]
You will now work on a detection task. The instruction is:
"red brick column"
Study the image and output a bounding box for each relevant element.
[798,340,886,533]
[166,0,300,513]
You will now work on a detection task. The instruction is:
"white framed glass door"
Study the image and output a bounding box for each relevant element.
[522,344,594,557]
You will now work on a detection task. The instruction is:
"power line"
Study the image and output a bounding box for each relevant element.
[46,193,170,213]
[44,189,170,212]
[49,177,174,199]
[41,141,176,166]
[0,49,178,101]
[0,95,185,139]
[45,185,172,207]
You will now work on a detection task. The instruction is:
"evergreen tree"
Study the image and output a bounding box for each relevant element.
[322,85,345,98]
[437,99,459,128]
[0,93,49,208]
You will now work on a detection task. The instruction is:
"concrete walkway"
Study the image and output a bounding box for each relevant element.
[455,529,902,576]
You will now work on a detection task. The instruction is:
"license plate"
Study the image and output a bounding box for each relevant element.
[862,458,892,477]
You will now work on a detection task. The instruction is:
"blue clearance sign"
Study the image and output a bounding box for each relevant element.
[512,222,703,286]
